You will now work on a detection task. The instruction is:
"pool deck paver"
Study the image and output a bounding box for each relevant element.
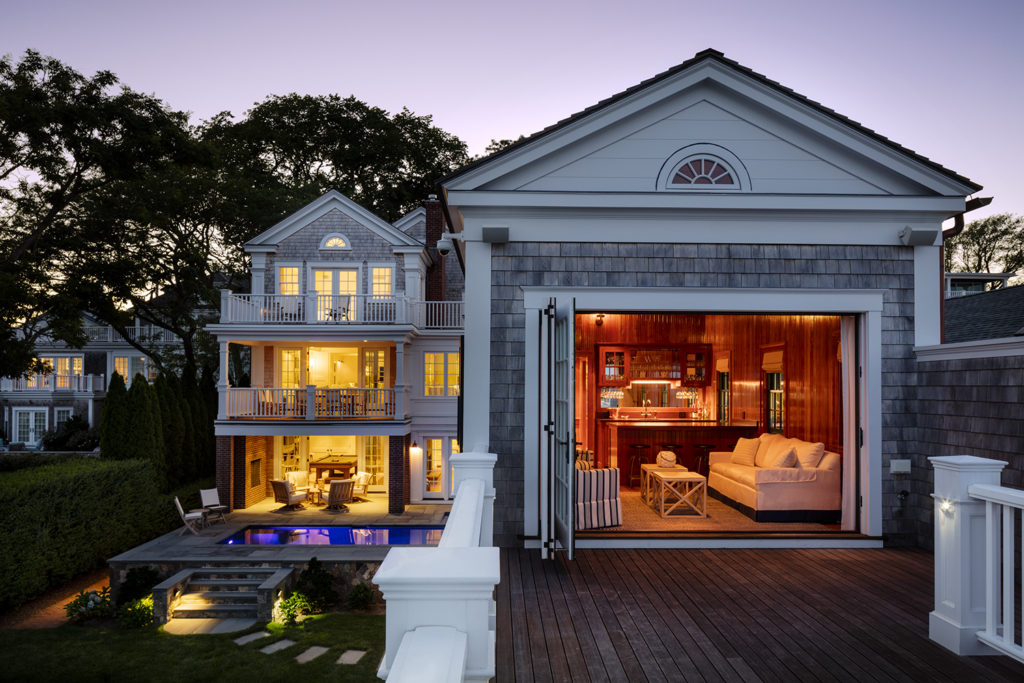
[296,646,329,663]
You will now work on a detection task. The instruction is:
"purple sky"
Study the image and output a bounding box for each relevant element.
[3,0,1022,222]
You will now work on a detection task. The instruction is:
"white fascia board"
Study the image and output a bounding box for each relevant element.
[522,287,885,314]
[392,206,426,233]
[204,325,416,345]
[214,420,411,437]
[916,337,1024,361]
[393,246,431,270]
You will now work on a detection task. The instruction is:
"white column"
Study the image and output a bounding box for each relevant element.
[218,341,230,419]
[913,245,942,346]
[463,241,491,452]
[451,451,498,547]
[929,454,1006,655]
[393,343,405,419]
[250,252,266,295]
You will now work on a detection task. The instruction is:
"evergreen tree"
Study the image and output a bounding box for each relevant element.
[99,372,130,459]
[200,366,218,477]
[172,375,197,482]
[155,374,184,488]
[126,374,164,486]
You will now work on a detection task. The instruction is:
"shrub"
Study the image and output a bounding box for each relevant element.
[117,596,154,629]
[0,451,80,472]
[118,566,163,606]
[65,586,114,623]
[42,415,98,451]
[346,583,374,611]
[279,592,312,626]
[295,557,338,613]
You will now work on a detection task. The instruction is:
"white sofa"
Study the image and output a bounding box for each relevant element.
[707,433,841,522]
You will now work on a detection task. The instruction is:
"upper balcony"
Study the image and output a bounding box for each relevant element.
[219,293,464,329]
[0,374,106,394]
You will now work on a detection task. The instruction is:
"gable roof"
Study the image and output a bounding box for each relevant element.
[245,190,422,251]
[443,49,981,194]
[944,284,1024,342]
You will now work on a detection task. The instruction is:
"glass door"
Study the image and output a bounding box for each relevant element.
[422,436,460,500]
[313,268,358,321]
[360,435,387,491]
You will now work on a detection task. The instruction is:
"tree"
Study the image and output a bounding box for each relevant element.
[203,94,471,223]
[482,136,526,157]
[155,374,184,487]
[125,375,164,487]
[99,373,129,459]
[944,213,1024,281]
[0,50,195,378]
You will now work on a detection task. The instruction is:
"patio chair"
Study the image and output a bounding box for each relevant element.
[199,487,229,524]
[285,470,312,494]
[352,471,372,501]
[325,479,354,511]
[174,496,206,535]
[270,479,307,511]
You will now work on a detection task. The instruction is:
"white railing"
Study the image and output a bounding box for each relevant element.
[219,291,463,329]
[930,455,1024,662]
[374,451,499,682]
[80,324,175,344]
[224,386,396,419]
[0,374,104,393]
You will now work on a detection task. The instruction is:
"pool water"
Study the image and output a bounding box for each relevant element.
[218,525,445,546]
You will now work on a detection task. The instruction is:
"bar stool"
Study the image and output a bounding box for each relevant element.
[661,443,683,457]
[693,443,715,477]
[628,444,650,487]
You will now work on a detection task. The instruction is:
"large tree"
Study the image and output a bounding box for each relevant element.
[944,213,1024,280]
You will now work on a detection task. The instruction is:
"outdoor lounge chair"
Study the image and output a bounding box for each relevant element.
[325,479,354,511]
[270,479,306,511]
[352,471,372,501]
[199,487,228,524]
[174,496,206,535]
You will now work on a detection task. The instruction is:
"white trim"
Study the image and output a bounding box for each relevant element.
[12,406,47,443]
[463,241,492,453]
[274,261,302,295]
[392,206,426,234]
[367,262,397,297]
[657,143,750,192]
[913,246,942,346]
[523,309,540,539]
[916,337,1024,361]
[319,232,353,251]
[213,420,411,437]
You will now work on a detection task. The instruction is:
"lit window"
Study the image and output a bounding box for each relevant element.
[424,352,460,397]
[280,349,301,388]
[425,438,443,493]
[372,267,392,298]
[278,267,299,295]
[319,233,351,250]
[670,156,736,186]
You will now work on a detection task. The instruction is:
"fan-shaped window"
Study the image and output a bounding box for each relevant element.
[670,156,737,187]
[319,233,351,250]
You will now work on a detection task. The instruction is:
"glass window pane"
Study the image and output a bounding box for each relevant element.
[279,267,299,295]
[425,438,443,493]
[372,268,392,298]
[447,353,460,396]
[424,353,444,396]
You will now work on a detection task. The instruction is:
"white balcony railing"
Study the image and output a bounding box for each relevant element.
[219,291,464,329]
[0,374,104,393]
[225,386,396,419]
[375,452,499,682]
[80,324,176,344]
[930,455,1024,663]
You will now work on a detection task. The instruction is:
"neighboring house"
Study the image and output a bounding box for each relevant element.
[207,191,464,512]
[944,284,1024,343]
[441,49,985,552]
[944,271,1015,298]
[0,317,169,448]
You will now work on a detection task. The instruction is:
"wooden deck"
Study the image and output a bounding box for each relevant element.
[497,547,1024,682]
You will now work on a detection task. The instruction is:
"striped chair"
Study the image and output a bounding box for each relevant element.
[574,466,622,530]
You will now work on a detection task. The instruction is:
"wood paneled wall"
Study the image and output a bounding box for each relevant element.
[576,313,844,452]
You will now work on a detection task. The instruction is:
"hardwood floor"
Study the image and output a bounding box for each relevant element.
[496,547,1024,682]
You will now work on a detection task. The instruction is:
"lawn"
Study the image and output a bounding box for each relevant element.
[0,613,385,682]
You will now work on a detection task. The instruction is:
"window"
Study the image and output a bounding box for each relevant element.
[425,438,443,494]
[313,268,358,321]
[371,267,392,298]
[114,356,151,383]
[670,156,736,186]
[658,144,748,191]
[766,372,784,433]
[362,435,386,488]
[278,267,299,295]
[14,409,46,444]
[55,408,73,428]
[424,352,460,396]
[280,349,301,388]
[319,233,351,250]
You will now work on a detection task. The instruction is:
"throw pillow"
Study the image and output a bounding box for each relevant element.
[771,446,797,468]
[730,437,759,467]
[755,433,786,468]
[794,441,825,468]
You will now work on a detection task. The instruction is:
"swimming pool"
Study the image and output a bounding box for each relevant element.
[219,525,445,546]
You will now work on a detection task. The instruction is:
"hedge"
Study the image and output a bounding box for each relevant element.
[0,459,205,612]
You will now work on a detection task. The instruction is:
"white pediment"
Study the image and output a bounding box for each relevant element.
[446,56,978,199]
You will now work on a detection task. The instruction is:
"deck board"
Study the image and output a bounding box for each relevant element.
[496,547,1024,683]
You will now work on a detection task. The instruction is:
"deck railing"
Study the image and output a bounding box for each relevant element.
[374,451,499,682]
[219,291,463,329]
[81,324,176,344]
[0,374,104,393]
[225,386,395,419]
[930,455,1024,663]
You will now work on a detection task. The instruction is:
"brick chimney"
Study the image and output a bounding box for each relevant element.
[425,194,446,302]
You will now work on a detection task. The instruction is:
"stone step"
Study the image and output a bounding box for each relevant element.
[187,578,264,590]
[171,603,259,620]
[178,591,259,606]
[191,568,279,579]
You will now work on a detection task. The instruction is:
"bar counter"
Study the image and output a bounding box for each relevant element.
[596,418,758,475]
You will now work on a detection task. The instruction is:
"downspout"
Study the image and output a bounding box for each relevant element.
[939,196,993,342]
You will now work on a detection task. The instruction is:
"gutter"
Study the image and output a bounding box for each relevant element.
[940,196,993,342]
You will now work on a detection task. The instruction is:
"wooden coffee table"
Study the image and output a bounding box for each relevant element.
[650,470,707,518]
[640,463,688,504]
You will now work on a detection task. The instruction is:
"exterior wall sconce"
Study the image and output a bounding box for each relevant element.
[410,441,422,458]
[939,498,954,514]
[898,226,939,246]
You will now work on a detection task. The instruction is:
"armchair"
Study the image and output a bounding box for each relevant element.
[270,479,307,510]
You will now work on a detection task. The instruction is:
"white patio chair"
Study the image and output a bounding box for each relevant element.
[352,471,372,500]
[199,487,228,524]
[174,496,206,535]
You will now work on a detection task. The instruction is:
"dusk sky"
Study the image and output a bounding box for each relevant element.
[2,0,1022,222]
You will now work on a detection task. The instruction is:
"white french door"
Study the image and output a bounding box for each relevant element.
[539,297,575,559]
[313,268,357,321]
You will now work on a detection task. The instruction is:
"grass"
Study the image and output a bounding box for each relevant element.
[0,613,385,682]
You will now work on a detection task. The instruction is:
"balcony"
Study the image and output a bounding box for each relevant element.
[0,374,105,393]
[219,292,464,329]
[225,386,396,420]
[81,324,177,344]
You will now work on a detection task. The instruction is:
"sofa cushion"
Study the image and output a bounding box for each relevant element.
[770,447,797,468]
[711,462,758,489]
[794,441,825,468]
[730,437,759,467]
[818,452,840,471]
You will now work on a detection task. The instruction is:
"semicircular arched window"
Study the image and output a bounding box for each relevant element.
[319,233,351,250]
[670,156,737,187]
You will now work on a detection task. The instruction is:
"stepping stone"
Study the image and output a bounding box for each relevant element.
[296,646,329,663]
[260,639,295,654]
[338,649,366,665]
[234,631,272,645]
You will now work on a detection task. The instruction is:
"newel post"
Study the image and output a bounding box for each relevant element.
[451,451,497,547]
[929,455,1007,655]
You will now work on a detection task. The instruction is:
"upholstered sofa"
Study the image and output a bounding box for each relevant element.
[574,462,622,530]
[707,433,841,522]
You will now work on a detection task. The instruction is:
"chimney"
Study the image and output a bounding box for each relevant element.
[425,194,446,301]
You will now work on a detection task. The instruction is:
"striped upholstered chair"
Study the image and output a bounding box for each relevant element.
[574,465,622,530]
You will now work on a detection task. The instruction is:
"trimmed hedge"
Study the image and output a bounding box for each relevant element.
[0,451,86,472]
[0,459,201,612]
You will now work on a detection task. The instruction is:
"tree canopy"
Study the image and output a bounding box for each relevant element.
[944,213,1024,282]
